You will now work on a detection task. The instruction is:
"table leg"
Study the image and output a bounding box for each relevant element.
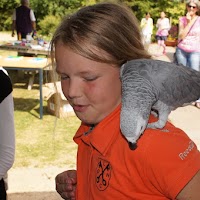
[39,69,43,119]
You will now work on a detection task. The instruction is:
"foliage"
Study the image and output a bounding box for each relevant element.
[121,0,185,41]
[0,0,186,34]
[9,80,80,168]
[123,0,185,26]
[0,0,18,30]
[31,0,82,27]
[38,15,61,37]
[166,3,185,25]
[168,24,179,40]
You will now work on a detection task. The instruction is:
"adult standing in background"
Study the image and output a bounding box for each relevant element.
[140,12,153,50]
[155,11,170,55]
[176,0,200,108]
[11,0,36,40]
[0,68,15,200]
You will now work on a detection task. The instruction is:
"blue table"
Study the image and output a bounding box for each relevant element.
[0,56,51,119]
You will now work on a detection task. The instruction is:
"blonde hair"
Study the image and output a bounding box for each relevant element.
[186,0,200,7]
[50,2,151,67]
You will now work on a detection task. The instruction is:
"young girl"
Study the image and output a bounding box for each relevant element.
[51,3,200,200]
[155,11,170,55]
[140,12,153,50]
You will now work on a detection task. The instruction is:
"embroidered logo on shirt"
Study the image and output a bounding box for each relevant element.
[96,158,111,191]
[179,141,195,160]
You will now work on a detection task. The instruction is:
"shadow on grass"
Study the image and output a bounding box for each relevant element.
[8,191,62,200]
[13,97,49,118]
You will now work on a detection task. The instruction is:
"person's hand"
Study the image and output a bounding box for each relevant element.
[186,12,192,21]
[32,30,37,38]
[55,170,77,200]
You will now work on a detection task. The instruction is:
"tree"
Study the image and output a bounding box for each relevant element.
[0,0,18,31]
[0,0,186,33]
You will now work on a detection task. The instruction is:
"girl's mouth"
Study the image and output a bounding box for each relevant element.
[73,105,88,112]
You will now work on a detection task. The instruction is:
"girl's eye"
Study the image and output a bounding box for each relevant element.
[84,76,97,81]
[60,74,69,80]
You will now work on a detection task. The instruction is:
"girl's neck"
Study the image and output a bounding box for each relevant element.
[191,15,197,19]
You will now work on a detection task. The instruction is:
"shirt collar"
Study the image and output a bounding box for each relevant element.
[73,104,158,156]
[73,104,121,156]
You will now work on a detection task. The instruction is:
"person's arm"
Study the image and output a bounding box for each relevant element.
[11,10,16,37]
[32,21,36,31]
[0,93,15,180]
[176,170,200,200]
[178,14,197,40]
[140,18,146,28]
[11,21,16,37]
[30,10,36,31]
[156,19,160,28]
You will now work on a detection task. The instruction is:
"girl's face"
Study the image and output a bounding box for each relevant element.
[146,13,150,19]
[187,2,198,15]
[160,12,165,18]
[55,42,122,125]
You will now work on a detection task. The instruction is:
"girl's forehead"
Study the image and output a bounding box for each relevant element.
[188,0,197,5]
[189,2,197,6]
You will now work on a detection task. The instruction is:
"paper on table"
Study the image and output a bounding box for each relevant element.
[5,56,24,61]
[30,45,44,50]
[28,57,47,63]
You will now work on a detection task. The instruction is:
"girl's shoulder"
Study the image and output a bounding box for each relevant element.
[179,16,187,20]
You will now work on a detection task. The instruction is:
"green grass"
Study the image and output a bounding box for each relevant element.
[1,34,80,169]
[11,79,80,169]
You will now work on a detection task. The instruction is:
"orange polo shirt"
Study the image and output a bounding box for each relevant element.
[73,104,200,200]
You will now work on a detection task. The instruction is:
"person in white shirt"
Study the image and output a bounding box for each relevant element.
[155,11,170,55]
[140,12,153,50]
[0,68,15,199]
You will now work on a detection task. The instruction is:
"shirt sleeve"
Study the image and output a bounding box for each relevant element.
[144,127,200,199]
[179,16,187,27]
[156,19,160,28]
[140,18,145,28]
[30,10,36,21]
[0,93,15,180]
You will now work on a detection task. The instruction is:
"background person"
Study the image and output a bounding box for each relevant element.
[140,12,153,50]
[155,11,170,55]
[51,3,200,199]
[176,0,200,108]
[0,68,15,200]
[11,0,36,40]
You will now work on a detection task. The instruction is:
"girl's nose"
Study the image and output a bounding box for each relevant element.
[68,79,81,99]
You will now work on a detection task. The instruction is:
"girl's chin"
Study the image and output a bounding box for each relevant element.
[76,114,100,125]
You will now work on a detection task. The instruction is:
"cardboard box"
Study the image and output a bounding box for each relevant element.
[47,92,75,118]
[43,82,66,100]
